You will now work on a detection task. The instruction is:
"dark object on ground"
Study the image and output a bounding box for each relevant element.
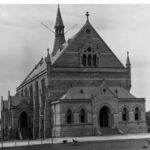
[145,139,150,144]
[142,145,147,149]
[62,140,68,144]
[72,139,78,145]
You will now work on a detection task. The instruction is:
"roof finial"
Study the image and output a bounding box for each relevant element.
[127,51,129,56]
[46,48,51,64]
[86,11,90,20]
[126,51,131,67]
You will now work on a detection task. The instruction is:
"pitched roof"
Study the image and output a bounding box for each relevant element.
[10,95,30,107]
[51,19,125,68]
[60,85,136,100]
[18,58,47,87]
[60,87,96,99]
[109,87,135,98]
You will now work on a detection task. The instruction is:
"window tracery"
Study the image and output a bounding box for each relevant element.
[80,47,99,67]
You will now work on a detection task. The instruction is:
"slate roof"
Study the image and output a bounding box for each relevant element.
[18,58,47,87]
[10,96,30,107]
[60,87,96,99]
[60,85,136,100]
[109,87,135,98]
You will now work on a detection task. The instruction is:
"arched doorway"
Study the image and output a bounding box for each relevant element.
[19,112,28,128]
[18,112,32,139]
[99,106,111,128]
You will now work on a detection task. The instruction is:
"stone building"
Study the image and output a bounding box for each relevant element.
[1,6,147,139]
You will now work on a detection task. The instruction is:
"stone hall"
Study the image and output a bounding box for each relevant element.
[1,6,147,139]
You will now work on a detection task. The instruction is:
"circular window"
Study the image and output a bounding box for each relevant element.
[86,29,91,34]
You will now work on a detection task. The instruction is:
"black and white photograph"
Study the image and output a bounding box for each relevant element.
[0,1,150,149]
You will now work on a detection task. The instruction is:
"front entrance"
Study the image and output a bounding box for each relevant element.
[99,106,111,128]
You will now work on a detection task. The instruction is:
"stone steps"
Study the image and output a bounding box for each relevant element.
[100,128,119,135]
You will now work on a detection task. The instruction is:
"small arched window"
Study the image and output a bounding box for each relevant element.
[80,109,87,123]
[135,107,141,121]
[66,109,73,124]
[122,107,129,121]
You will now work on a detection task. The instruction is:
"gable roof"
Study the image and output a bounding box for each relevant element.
[51,19,125,68]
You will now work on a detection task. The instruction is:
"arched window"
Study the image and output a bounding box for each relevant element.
[88,55,92,67]
[82,54,86,67]
[41,79,46,107]
[80,47,99,67]
[122,107,129,121]
[66,109,73,124]
[29,85,33,105]
[135,107,141,121]
[93,54,97,67]
[24,88,28,96]
[80,109,87,123]
[35,82,39,105]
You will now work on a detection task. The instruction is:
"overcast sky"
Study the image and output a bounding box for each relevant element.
[0,4,150,111]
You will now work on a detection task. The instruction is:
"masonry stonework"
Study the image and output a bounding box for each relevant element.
[1,6,147,139]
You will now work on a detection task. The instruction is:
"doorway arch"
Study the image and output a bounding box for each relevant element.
[19,112,28,128]
[99,106,111,128]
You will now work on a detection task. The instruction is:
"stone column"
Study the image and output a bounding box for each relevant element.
[141,111,146,121]
[39,106,44,139]
[44,100,52,138]
[33,105,39,139]
[113,113,119,128]
[129,111,134,122]
[74,112,78,124]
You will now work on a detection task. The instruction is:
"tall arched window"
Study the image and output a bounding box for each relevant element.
[93,54,97,67]
[80,109,87,123]
[122,107,129,121]
[24,88,28,96]
[29,85,33,105]
[35,82,39,106]
[135,107,141,121]
[66,109,73,124]
[82,54,86,67]
[88,55,92,66]
[41,79,46,107]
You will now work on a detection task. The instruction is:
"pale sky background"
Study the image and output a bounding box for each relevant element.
[0,4,150,111]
